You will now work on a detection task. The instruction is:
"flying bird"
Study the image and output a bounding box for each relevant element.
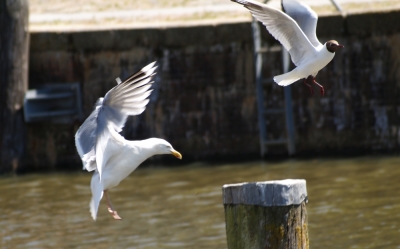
[75,62,182,220]
[232,0,344,95]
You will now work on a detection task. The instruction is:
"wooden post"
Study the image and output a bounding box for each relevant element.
[0,0,29,173]
[223,179,309,249]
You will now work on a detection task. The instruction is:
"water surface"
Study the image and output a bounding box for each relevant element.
[1,156,400,248]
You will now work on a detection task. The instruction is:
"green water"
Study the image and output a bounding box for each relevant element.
[1,156,400,248]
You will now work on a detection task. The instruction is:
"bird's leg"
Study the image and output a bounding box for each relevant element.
[104,190,122,220]
[311,77,325,96]
[303,76,314,95]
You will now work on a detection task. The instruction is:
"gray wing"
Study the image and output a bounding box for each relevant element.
[75,62,157,178]
[282,0,320,47]
[232,0,317,66]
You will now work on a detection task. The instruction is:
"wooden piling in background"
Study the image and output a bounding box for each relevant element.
[223,179,309,249]
[0,0,29,173]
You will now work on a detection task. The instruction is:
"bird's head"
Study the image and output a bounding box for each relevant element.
[325,40,344,53]
[148,138,182,159]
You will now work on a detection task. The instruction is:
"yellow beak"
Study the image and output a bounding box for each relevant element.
[171,149,182,159]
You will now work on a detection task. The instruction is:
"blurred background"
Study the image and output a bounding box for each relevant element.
[1,0,400,248]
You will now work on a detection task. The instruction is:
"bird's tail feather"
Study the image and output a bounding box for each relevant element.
[273,71,301,86]
[90,173,104,221]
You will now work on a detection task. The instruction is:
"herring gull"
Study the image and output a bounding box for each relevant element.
[75,61,182,220]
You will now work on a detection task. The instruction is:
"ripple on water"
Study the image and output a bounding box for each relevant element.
[165,181,190,187]
[163,241,189,247]
[1,156,400,248]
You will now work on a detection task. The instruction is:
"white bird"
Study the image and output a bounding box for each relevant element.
[75,62,182,221]
[232,0,344,95]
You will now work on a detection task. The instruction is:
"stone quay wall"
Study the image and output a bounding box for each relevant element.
[27,9,400,169]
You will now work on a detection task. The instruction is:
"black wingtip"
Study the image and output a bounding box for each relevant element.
[120,61,158,85]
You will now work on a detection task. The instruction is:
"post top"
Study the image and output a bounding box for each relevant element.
[222,179,307,207]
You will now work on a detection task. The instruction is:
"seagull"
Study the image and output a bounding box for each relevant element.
[75,62,182,221]
[232,0,344,95]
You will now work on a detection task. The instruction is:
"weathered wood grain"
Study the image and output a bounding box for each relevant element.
[223,180,309,249]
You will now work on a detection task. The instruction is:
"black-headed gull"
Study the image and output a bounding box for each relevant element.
[232,0,344,95]
[75,62,182,220]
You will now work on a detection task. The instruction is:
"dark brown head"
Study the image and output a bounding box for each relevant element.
[325,40,344,53]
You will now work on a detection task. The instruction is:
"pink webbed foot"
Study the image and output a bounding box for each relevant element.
[104,190,122,220]
[107,207,122,220]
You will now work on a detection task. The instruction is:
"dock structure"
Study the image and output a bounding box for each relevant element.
[10,4,400,171]
[222,179,309,249]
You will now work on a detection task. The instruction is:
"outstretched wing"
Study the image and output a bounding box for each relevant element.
[282,0,320,47]
[75,62,157,179]
[232,0,318,66]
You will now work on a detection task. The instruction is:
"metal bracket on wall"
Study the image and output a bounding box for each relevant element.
[24,83,83,124]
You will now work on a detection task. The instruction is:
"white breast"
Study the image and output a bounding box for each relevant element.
[99,141,146,190]
[299,46,335,77]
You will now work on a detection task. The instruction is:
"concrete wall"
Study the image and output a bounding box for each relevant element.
[27,9,400,169]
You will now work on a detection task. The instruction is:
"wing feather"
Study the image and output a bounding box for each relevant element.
[232,0,318,66]
[110,81,153,99]
[121,85,153,99]
[282,0,320,47]
[75,61,157,178]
